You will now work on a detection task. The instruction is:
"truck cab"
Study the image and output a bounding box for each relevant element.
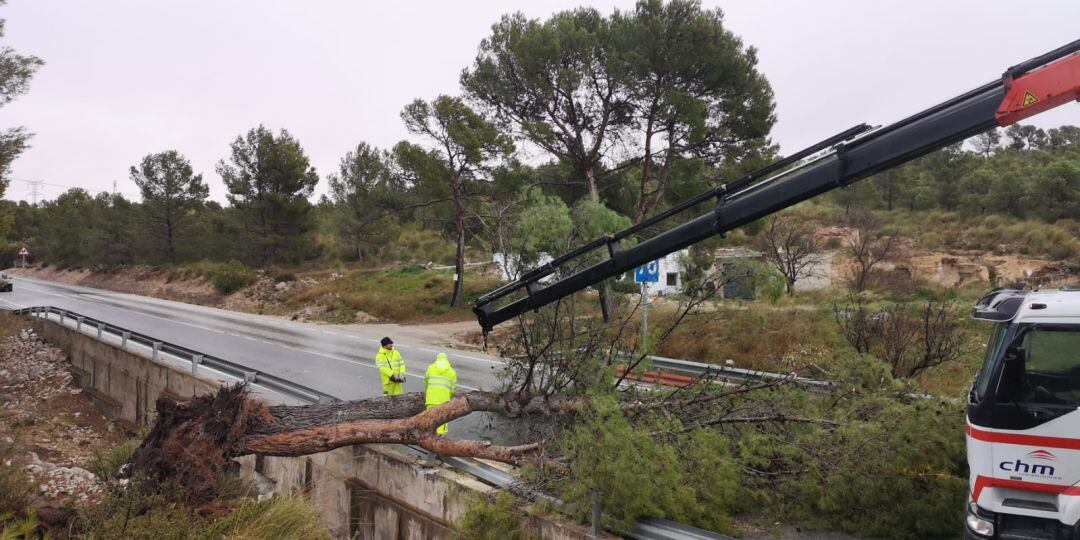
[0,272,10,292]
[967,287,1080,538]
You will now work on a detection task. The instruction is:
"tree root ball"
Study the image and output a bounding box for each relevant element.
[127,385,272,503]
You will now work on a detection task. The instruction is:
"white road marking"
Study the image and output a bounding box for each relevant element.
[455,354,502,365]
[0,298,24,308]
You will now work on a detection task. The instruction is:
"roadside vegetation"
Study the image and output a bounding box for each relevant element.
[74,489,328,540]
[278,264,501,323]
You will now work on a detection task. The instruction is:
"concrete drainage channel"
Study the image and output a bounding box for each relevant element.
[7,305,730,540]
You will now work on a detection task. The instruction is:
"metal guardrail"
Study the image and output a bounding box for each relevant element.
[627,518,732,540]
[645,354,836,390]
[14,305,333,405]
[9,304,731,540]
[532,348,837,390]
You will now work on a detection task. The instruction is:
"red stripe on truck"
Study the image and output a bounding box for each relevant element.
[972,475,1080,501]
[967,425,1080,450]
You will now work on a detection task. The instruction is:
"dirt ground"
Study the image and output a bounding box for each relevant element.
[0,313,130,506]
[7,265,221,306]
[346,320,491,351]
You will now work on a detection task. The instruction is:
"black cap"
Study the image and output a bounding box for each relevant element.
[380,337,393,347]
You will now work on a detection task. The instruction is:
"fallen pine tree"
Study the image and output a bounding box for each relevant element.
[122,280,739,502]
[126,384,588,502]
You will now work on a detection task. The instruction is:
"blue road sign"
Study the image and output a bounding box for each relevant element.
[634,260,660,283]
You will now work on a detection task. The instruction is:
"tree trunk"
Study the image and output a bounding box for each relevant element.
[451,180,466,308]
[241,393,552,462]
[166,211,176,264]
[584,167,600,201]
[583,165,616,323]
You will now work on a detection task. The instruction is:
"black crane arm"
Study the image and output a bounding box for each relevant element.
[474,39,1080,332]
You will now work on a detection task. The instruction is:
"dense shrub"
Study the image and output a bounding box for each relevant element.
[773,397,967,538]
[201,260,257,294]
[555,397,742,534]
[272,270,297,283]
[458,491,538,540]
[384,228,456,266]
[87,437,140,482]
[0,443,34,517]
[203,494,329,539]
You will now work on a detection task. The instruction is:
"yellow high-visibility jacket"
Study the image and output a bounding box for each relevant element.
[376,346,405,395]
[424,353,458,435]
[424,354,457,406]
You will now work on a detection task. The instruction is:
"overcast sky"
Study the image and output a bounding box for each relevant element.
[3,0,1079,204]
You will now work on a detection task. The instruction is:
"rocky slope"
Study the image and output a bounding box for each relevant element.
[0,316,128,506]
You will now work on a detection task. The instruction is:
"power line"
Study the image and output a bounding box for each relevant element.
[6,177,141,201]
[27,180,42,205]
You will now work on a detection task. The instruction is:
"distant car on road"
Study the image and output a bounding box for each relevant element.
[0,272,11,292]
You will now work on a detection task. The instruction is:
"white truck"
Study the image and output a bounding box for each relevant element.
[967,287,1080,538]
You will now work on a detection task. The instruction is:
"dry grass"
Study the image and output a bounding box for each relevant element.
[205,494,330,540]
[650,303,844,371]
[633,292,986,396]
[284,265,502,323]
[0,311,25,340]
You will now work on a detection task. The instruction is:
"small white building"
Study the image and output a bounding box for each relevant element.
[649,248,765,296]
[618,249,690,296]
[649,249,688,295]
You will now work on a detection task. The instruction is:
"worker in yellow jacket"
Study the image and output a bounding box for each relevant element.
[376,337,406,396]
[424,352,458,435]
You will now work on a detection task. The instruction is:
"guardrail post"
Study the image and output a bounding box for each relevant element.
[192,354,203,375]
[59,310,65,324]
[76,316,83,331]
[96,322,103,339]
[152,342,161,361]
[243,371,257,384]
[121,332,130,349]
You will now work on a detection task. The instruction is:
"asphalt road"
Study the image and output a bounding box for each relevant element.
[0,276,520,442]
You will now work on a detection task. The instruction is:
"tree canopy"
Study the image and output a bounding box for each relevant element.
[217,126,320,264]
[0,0,43,241]
[130,151,209,263]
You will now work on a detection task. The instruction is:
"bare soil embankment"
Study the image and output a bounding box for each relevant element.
[7,265,221,306]
[0,312,130,509]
